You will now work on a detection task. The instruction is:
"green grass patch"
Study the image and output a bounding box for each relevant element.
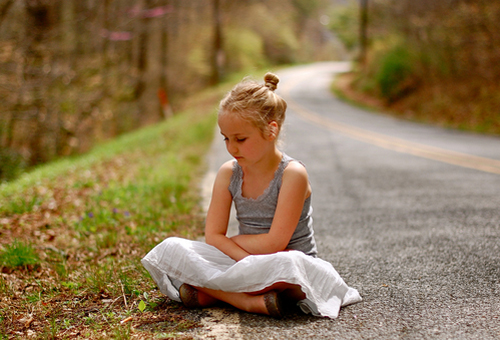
[0,239,40,269]
[0,108,214,217]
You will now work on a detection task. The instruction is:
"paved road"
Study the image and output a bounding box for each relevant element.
[195,62,500,339]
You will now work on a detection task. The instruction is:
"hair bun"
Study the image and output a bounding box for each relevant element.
[264,72,279,91]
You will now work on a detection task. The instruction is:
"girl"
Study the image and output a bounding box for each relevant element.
[142,73,361,319]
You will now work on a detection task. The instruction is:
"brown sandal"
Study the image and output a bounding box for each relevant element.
[179,284,202,308]
[264,291,285,319]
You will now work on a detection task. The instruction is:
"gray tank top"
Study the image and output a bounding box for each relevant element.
[228,153,318,257]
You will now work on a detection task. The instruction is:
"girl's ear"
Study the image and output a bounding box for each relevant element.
[267,121,279,141]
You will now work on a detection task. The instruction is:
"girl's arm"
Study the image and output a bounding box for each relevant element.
[204,161,250,262]
[230,161,310,255]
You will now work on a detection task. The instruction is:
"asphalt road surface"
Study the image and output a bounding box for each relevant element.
[194,62,500,339]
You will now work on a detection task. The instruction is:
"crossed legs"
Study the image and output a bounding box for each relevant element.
[181,282,306,316]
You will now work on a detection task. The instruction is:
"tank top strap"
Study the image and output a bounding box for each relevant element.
[275,153,294,189]
[229,160,242,198]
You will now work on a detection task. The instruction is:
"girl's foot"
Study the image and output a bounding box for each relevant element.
[179,284,217,308]
[263,291,286,319]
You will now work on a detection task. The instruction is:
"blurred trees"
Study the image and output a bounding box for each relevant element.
[0,0,339,182]
[330,0,500,134]
[369,0,500,84]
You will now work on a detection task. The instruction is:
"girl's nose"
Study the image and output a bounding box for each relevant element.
[226,141,237,155]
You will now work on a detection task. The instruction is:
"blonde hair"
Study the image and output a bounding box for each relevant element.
[219,72,287,137]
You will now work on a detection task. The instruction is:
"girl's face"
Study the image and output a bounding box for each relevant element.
[218,113,276,166]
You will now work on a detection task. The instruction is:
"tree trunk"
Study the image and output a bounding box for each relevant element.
[159,0,173,118]
[102,0,111,93]
[135,1,149,100]
[359,0,368,65]
[211,0,224,85]
[24,0,54,165]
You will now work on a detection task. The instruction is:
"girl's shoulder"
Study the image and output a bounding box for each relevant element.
[216,160,236,182]
[283,158,308,178]
[282,158,311,199]
[219,160,235,172]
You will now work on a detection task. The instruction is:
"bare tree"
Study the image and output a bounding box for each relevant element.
[135,0,149,101]
[159,0,173,118]
[210,0,224,85]
[359,0,368,65]
[24,0,55,165]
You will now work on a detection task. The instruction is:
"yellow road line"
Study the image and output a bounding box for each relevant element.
[283,88,500,176]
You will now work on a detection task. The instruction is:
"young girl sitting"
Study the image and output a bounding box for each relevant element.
[142,73,361,319]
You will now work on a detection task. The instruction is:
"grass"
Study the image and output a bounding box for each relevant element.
[0,240,40,270]
[0,81,230,339]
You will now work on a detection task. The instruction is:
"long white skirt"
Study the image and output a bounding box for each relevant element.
[141,237,362,319]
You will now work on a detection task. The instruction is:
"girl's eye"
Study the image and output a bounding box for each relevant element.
[222,137,246,142]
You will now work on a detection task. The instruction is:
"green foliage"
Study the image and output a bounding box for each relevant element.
[269,26,300,64]
[375,45,415,101]
[292,0,322,16]
[0,239,40,269]
[188,44,213,79]
[328,1,359,51]
[240,3,301,65]
[0,148,26,183]
[225,28,267,73]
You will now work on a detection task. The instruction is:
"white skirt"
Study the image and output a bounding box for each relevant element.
[141,237,362,319]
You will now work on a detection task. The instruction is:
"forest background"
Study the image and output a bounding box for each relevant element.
[1,0,499,183]
[0,0,343,182]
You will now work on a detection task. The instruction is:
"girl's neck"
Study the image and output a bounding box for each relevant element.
[241,148,282,176]
[239,148,282,199]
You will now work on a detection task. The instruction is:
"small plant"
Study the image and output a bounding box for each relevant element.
[39,316,60,340]
[375,45,416,102]
[138,300,146,313]
[113,324,132,340]
[26,292,41,304]
[63,319,72,330]
[0,240,40,270]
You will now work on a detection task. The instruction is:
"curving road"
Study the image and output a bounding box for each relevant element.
[196,62,500,339]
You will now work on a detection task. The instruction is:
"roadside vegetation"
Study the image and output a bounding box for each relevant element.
[0,0,338,183]
[0,82,230,339]
[328,0,500,136]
